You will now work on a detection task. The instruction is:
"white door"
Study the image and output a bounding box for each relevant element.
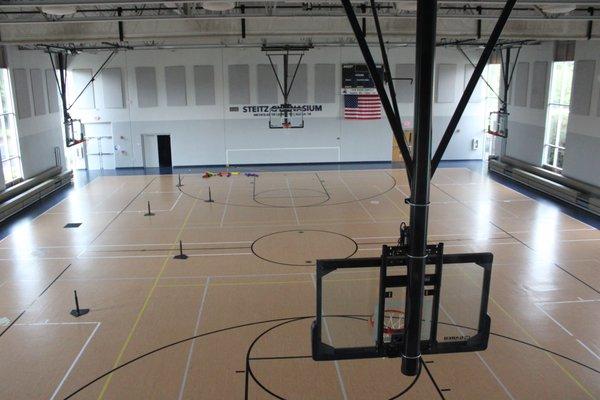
[142,134,159,168]
[85,123,115,170]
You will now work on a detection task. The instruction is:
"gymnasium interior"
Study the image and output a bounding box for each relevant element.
[0,1,598,399]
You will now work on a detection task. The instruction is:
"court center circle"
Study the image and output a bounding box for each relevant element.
[253,187,330,207]
[251,229,358,266]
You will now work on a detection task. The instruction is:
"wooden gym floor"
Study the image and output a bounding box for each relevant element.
[0,167,598,400]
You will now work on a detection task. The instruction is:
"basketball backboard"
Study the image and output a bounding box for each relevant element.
[312,245,492,361]
[269,105,304,129]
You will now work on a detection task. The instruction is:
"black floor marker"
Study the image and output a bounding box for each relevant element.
[173,240,188,260]
[70,290,90,317]
[205,187,214,203]
[144,201,155,216]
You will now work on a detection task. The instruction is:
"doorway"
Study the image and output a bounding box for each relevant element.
[157,135,172,167]
[84,122,115,170]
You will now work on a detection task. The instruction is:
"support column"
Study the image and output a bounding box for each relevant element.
[401,0,437,376]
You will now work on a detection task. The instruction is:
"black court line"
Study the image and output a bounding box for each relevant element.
[59,315,600,400]
[248,355,312,361]
[433,183,600,295]
[0,310,25,338]
[87,177,158,246]
[178,171,398,209]
[0,263,71,338]
[421,359,446,400]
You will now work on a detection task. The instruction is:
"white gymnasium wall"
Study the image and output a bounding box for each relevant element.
[5,46,65,179]
[505,42,553,166]
[562,41,600,187]
[34,45,486,168]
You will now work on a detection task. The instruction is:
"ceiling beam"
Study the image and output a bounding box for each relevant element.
[0,0,598,8]
[0,11,599,25]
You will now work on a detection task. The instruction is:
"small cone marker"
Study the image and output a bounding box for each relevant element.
[173,240,188,260]
[70,290,90,317]
[144,201,155,216]
[205,186,214,203]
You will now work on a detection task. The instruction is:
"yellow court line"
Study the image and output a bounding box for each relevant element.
[156,276,379,289]
[97,190,201,400]
[490,297,596,400]
[461,270,596,399]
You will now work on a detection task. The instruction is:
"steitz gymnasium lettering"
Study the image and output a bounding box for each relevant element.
[240,104,323,117]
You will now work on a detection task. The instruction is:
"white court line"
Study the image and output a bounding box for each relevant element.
[576,339,600,362]
[286,177,300,226]
[310,273,349,400]
[439,305,516,400]
[20,321,102,400]
[535,299,600,306]
[177,277,210,400]
[338,175,376,223]
[61,271,315,283]
[123,192,183,213]
[8,240,253,250]
[533,303,574,336]
[372,184,408,218]
[220,181,234,228]
[76,252,254,260]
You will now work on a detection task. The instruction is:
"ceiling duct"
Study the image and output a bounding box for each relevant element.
[538,4,577,15]
[201,1,235,12]
[41,5,77,16]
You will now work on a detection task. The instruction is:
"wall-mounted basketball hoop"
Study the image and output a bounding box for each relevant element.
[262,44,312,129]
[487,111,509,138]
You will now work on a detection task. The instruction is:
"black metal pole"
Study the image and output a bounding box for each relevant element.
[56,53,72,146]
[401,0,437,376]
[431,0,517,175]
[283,52,288,104]
[370,0,401,122]
[499,47,511,156]
[340,0,413,183]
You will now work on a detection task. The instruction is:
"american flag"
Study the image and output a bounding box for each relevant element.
[344,94,382,120]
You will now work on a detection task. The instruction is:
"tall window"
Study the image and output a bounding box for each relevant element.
[543,61,574,170]
[482,63,502,157]
[0,69,23,185]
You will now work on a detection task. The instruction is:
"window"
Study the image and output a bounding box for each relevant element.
[0,69,23,185]
[482,63,502,157]
[543,61,573,170]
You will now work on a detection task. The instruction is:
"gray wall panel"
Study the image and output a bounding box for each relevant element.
[135,67,158,108]
[18,127,63,178]
[193,65,215,106]
[571,60,595,116]
[72,69,95,109]
[562,132,600,186]
[464,65,483,103]
[45,69,59,113]
[395,64,415,103]
[102,68,124,109]
[228,64,250,105]
[257,64,278,104]
[314,64,336,104]
[13,68,31,119]
[506,121,545,165]
[529,61,548,110]
[288,64,307,104]
[30,69,47,116]
[514,62,529,107]
[435,64,456,103]
[165,66,187,107]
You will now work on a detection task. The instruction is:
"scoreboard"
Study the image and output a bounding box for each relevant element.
[342,64,384,94]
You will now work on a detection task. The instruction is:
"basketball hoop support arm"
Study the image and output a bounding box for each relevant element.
[431,0,517,175]
[339,0,517,376]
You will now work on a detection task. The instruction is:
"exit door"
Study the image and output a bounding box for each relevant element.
[157,135,172,167]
